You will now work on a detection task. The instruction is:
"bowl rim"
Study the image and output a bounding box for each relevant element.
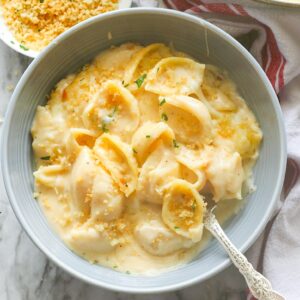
[1,7,287,294]
[0,0,132,58]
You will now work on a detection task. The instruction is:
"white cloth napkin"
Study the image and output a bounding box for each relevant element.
[134,1,300,298]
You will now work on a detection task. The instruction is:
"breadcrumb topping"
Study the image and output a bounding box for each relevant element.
[1,0,119,51]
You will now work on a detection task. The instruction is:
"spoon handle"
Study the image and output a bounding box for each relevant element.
[203,210,285,300]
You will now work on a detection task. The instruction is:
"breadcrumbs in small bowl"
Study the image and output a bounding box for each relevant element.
[0,0,132,57]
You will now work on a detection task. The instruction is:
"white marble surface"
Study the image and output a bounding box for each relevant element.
[0,40,249,300]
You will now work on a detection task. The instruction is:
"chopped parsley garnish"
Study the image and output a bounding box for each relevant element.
[122,80,129,87]
[40,156,50,160]
[156,67,160,73]
[161,113,168,121]
[132,148,137,154]
[101,122,109,133]
[126,271,131,274]
[146,135,151,138]
[174,226,180,230]
[173,139,179,148]
[159,98,166,106]
[135,74,147,88]
[191,200,196,212]
[10,40,15,45]
[20,44,29,51]
[113,265,118,269]
[108,106,118,118]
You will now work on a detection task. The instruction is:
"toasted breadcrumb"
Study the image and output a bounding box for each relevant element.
[1,0,119,51]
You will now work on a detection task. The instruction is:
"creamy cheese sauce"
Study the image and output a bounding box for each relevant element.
[31,43,262,275]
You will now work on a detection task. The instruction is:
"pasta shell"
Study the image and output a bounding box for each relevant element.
[94,43,142,76]
[162,179,206,242]
[145,57,205,96]
[158,95,213,145]
[31,106,68,161]
[66,226,115,254]
[82,80,140,141]
[94,133,138,197]
[137,142,180,204]
[70,147,97,218]
[131,121,175,165]
[91,167,124,222]
[134,90,160,124]
[34,164,67,188]
[134,219,194,256]
[205,148,244,202]
[124,43,173,84]
[66,128,98,162]
[177,155,206,191]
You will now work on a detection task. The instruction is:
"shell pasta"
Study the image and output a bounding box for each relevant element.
[31,43,262,274]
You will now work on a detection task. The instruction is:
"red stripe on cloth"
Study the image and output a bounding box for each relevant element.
[164,0,178,9]
[164,0,170,8]
[164,0,194,10]
[185,0,202,5]
[166,0,249,18]
[232,4,249,16]
[194,1,244,16]
[188,3,212,13]
[164,0,238,16]
[184,0,203,7]
[189,5,204,13]
[276,55,285,91]
[191,0,203,4]
[170,0,192,10]
[278,54,286,90]
[202,3,237,15]
[263,26,283,89]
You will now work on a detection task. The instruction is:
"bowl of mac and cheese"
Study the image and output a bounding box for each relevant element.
[1,8,286,293]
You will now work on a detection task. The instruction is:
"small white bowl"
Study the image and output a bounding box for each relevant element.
[0,0,132,58]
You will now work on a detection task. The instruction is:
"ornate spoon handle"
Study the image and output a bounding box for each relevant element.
[204,209,285,300]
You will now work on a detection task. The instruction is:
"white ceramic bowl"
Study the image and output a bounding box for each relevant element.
[1,8,286,293]
[0,0,132,58]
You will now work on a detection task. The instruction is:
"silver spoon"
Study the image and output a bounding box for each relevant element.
[204,208,285,300]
